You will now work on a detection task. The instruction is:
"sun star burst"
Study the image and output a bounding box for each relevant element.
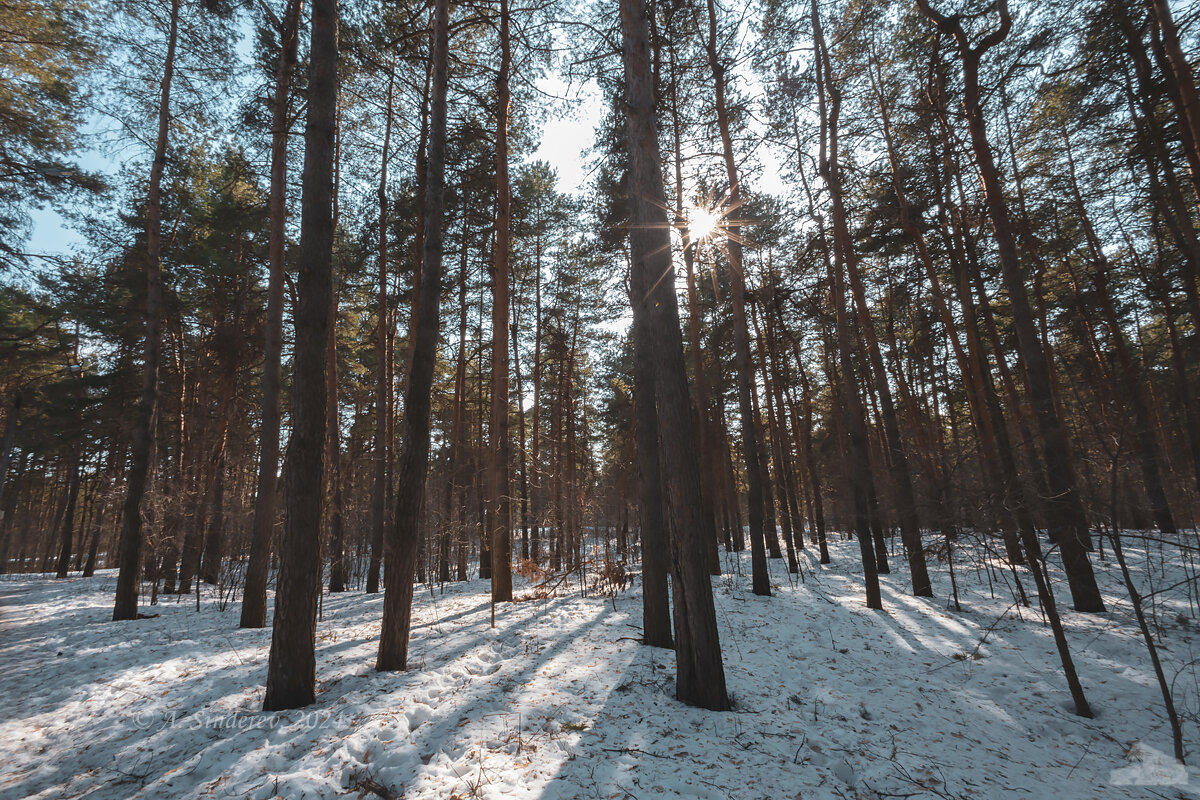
[688,205,722,242]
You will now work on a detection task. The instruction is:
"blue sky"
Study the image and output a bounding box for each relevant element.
[26,71,606,262]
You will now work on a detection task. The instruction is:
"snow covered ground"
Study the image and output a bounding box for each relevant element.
[1,535,1198,799]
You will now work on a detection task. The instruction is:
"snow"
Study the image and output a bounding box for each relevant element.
[1,536,1198,799]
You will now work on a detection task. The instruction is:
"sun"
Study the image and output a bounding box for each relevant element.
[688,205,721,242]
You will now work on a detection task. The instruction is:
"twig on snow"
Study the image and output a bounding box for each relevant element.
[355,776,401,800]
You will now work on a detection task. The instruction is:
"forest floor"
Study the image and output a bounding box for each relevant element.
[1,535,1198,799]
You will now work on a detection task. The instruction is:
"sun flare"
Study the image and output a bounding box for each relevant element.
[688,205,721,242]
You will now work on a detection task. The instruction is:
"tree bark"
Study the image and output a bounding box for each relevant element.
[113,0,178,621]
[1145,0,1200,217]
[242,0,303,628]
[489,0,513,603]
[377,0,448,671]
[54,452,82,578]
[368,61,396,599]
[632,258,673,649]
[812,0,880,609]
[704,0,769,596]
[669,42,720,575]
[916,0,1103,611]
[619,0,729,710]
[262,0,337,710]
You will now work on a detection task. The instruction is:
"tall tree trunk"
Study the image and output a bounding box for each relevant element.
[113,0,178,621]
[1145,0,1200,215]
[444,216,470,582]
[566,320,581,568]
[242,0,303,628]
[511,291,530,562]
[200,445,228,585]
[490,0,513,603]
[202,341,239,586]
[397,59,433,401]
[72,476,96,573]
[916,0,1103,612]
[0,393,20,521]
[550,354,563,572]
[324,250,344,592]
[763,287,806,558]
[753,300,798,574]
[838,196,930,594]
[618,0,730,710]
[631,271,673,649]
[531,234,543,563]
[669,42,720,575]
[704,0,769,596]
[54,452,82,578]
[377,0,448,671]
[82,456,113,578]
[158,336,186,594]
[328,463,347,592]
[791,349,829,562]
[262,0,337,710]
[748,350,782,560]
[369,61,396,598]
[812,0,881,608]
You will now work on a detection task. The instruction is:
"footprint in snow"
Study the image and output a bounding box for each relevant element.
[406,703,433,729]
